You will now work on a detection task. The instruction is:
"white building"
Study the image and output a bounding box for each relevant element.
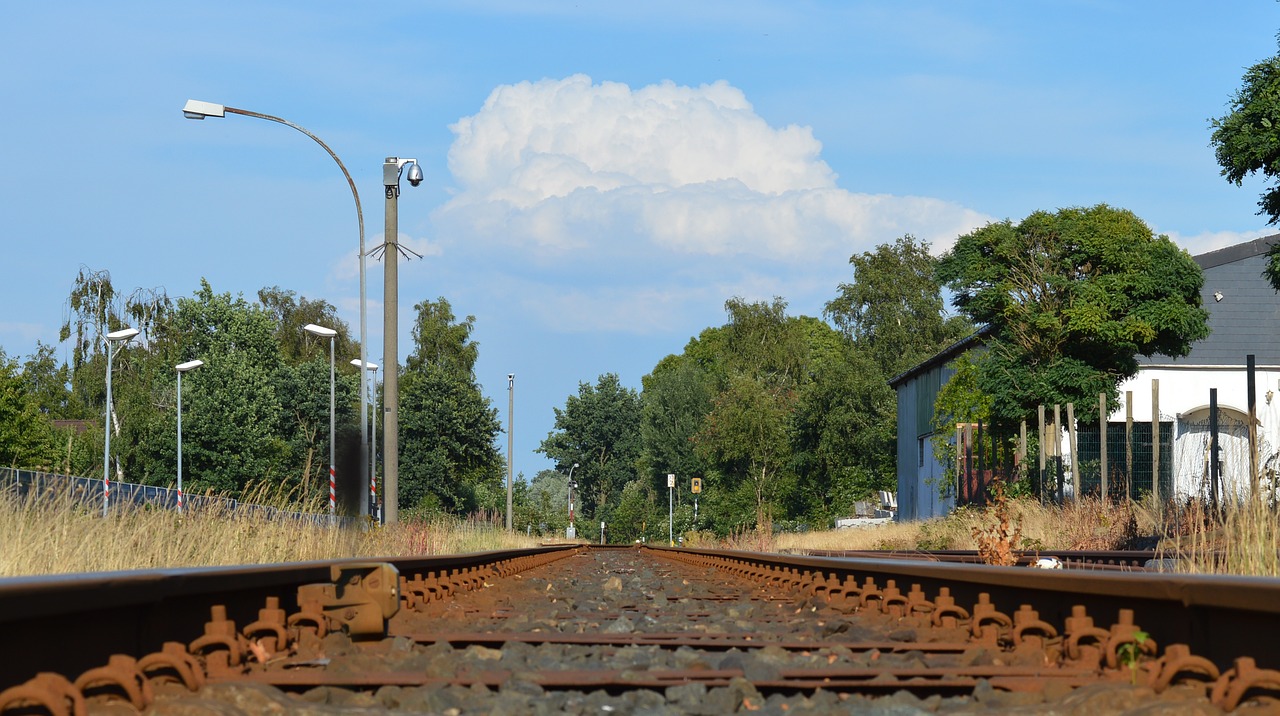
[891,237,1280,520]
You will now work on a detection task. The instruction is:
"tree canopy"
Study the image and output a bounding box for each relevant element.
[936,204,1210,425]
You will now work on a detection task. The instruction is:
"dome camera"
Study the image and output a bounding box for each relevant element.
[406,162,424,187]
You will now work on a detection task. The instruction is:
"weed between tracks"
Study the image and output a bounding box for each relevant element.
[0,486,537,578]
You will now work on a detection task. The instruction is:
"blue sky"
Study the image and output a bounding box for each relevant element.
[3,2,1279,484]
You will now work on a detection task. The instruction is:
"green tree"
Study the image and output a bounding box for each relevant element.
[825,235,970,379]
[538,373,643,530]
[258,286,356,365]
[790,332,896,522]
[398,297,502,515]
[639,354,713,486]
[161,281,292,496]
[936,204,1210,426]
[0,349,58,468]
[1209,45,1280,290]
[20,342,76,419]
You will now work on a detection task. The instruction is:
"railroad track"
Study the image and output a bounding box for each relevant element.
[1,545,1279,713]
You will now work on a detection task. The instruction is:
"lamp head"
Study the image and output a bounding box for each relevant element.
[105,327,140,343]
[182,99,226,120]
[351,359,379,371]
[176,359,204,372]
[405,161,424,187]
[303,323,337,338]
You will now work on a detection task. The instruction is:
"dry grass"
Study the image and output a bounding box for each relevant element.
[775,494,1143,557]
[0,487,538,578]
[1155,497,1280,576]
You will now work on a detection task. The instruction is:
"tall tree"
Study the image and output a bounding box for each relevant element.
[639,354,713,485]
[398,297,502,515]
[825,235,970,379]
[258,286,356,365]
[538,373,643,529]
[790,322,896,520]
[935,204,1210,426]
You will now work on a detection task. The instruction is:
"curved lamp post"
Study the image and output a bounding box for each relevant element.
[102,327,139,516]
[175,359,204,514]
[304,323,338,521]
[351,358,379,523]
[182,99,371,519]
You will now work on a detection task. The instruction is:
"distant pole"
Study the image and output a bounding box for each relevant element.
[1152,379,1160,504]
[1125,391,1134,501]
[101,327,139,517]
[1037,406,1045,502]
[1099,393,1108,499]
[1248,354,1259,499]
[1053,404,1063,504]
[1066,402,1077,503]
[1210,388,1220,510]
[507,373,514,531]
[175,359,204,515]
[668,473,675,546]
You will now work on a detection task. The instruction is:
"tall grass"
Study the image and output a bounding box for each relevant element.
[0,485,538,578]
[1154,497,1280,576]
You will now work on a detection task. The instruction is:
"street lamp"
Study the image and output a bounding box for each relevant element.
[507,373,514,532]
[567,462,579,539]
[352,358,379,523]
[175,359,204,515]
[382,156,423,525]
[102,327,139,516]
[304,323,338,521]
[182,99,372,520]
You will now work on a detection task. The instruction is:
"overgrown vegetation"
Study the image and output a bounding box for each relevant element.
[0,485,535,578]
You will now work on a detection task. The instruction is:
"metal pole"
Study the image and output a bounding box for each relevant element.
[102,343,114,517]
[667,473,675,546]
[1037,406,1045,503]
[372,364,379,524]
[1248,354,1259,499]
[384,159,400,525]
[507,374,514,531]
[1099,393,1108,499]
[1125,391,1133,501]
[1210,387,1220,510]
[1152,379,1160,504]
[1067,402,1078,503]
[177,368,184,515]
[328,334,336,521]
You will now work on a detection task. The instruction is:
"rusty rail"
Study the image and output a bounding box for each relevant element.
[1,544,1279,713]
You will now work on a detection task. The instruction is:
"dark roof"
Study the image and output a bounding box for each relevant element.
[1194,234,1278,270]
[887,326,990,388]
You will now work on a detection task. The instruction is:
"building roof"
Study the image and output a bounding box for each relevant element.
[1193,234,1277,270]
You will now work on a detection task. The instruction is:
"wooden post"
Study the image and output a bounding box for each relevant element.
[1099,393,1108,499]
[1019,420,1027,481]
[1152,379,1160,505]
[1125,391,1133,502]
[1067,402,1078,503]
[955,423,963,502]
[1037,405,1046,503]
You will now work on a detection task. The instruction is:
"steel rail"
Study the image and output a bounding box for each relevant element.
[0,545,577,688]
[655,546,1280,671]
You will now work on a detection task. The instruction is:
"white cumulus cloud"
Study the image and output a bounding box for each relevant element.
[430,74,990,333]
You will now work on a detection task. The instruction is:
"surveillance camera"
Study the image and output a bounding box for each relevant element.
[406,162,424,187]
